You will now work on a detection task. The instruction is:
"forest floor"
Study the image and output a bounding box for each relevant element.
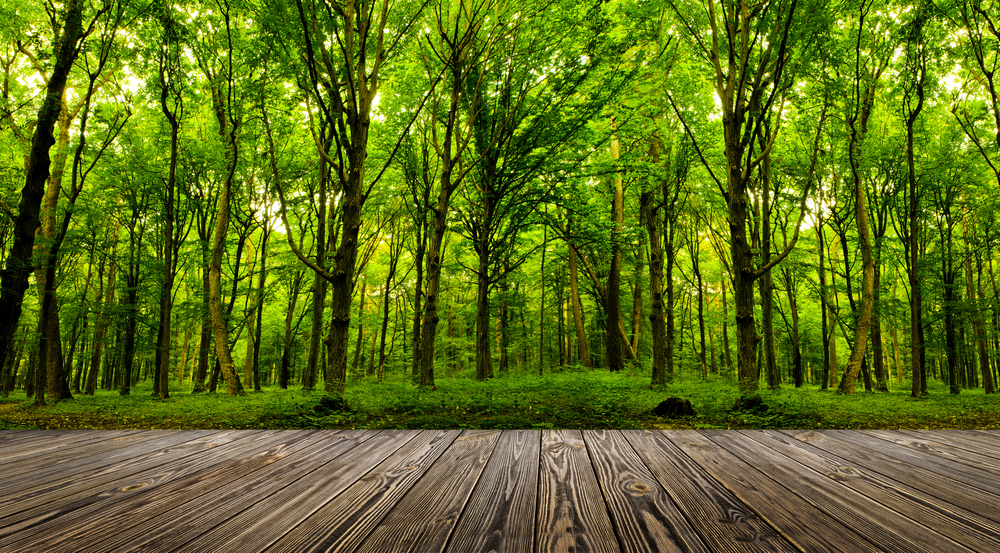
[2,368,1000,430]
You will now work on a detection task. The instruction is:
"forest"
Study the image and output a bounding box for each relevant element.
[1,0,1000,427]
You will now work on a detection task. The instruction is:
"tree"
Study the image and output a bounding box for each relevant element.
[667,0,819,392]
[837,0,893,395]
[0,0,93,404]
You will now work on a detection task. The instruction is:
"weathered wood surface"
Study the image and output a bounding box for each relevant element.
[1,429,998,552]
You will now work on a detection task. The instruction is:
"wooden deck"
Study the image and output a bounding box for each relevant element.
[1,429,999,552]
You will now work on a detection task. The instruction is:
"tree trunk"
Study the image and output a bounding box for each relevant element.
[784,267,803,387]
[252,216,269,392]
[606,134,625,373]
[871,261,888,392]
[0,0,85,402]
[817,211,831,390]
[837,155,875,394]
[193,263,212,393]
[690,225,708,381]
[759,137,779,390]
[353,280,366,374]
[838,43,880,394]
[568,245,590,368]
[87,239,116,395]
[643,187,666,386]
[280,270,303,389]
[157,70,180,400]
[207,155,243,396]
[538,221,547,375]
[968,223,995,393]
[378,256,398,383]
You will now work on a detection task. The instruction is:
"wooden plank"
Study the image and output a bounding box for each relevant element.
[665,430,877,553]
[745,430,1000,553]
[863,430,1000,476]
[445,430,540,553]
[355,429,502,553]
[706,431,976,553]
[87,430,404,553]
[586,430,708,553]
[265,429,462,553]
[842,430,1000,488]
[0,430,282,546]
[1,430,321,553]
[0,431,196,493]
[0,429,152,472]
[536,429,620,553]
[156,430,413,553]
[626,429,796,553]
[720,432,970,553]
[910,430,1000,460]
[0,430,111,457]
[0,429,249,526]
[784,429,1000,525]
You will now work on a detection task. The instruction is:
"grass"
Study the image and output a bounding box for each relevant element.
[2,367,1000,430]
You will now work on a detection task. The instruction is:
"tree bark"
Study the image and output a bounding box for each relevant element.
[643,185,666,385]
[568,245,590,368]
[0,0,86,402]
[606,133,625,373]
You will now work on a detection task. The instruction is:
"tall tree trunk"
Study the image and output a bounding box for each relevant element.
[568,245,590,368]
[157,60,181,400]
[837,20,882,394]
[837,147,875,394]
[721,268,733,378]
[690,225,708,381]
[353,280,366,374]
[783,267,803,387]
[606,133,625,373]
[378,247,399,382]
[280,270,303,389]
[643,186,666,386]
[538,220,548,375]
[193,264,212,393]
[904,17,926,399]
[967,221,994,393]
[0,0,85,403]
[870,262,888,392]
[207,151,243,395]
[759,129,779,390]
[817,211,831,391]
[252,215,269,392]
[87,237,116,395]
[203,56,244,396]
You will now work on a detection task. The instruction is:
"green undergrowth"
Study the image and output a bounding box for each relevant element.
[2,368,1000,430]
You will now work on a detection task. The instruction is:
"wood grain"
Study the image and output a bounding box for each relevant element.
[585,430,707,553]
[0,429,250,529]
[786,429,1000,524]
[265,429,462,553]
[745,430,1000,552]
[667,430,877,553]
[863,429,1000,475]
[708,430,975,553]
[916,430,1000,457]
[163,430,417,553]
[0,430,184,486]
[354,429,502,553]
[536,429,620,553]
[1,430,320,553]
[627,429,796,553]
[444,430,540,553]
[0,429,998,553]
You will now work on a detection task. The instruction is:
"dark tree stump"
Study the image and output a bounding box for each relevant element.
[732,394,769,414]
[652,397,696,418]
[314,394,350,415]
